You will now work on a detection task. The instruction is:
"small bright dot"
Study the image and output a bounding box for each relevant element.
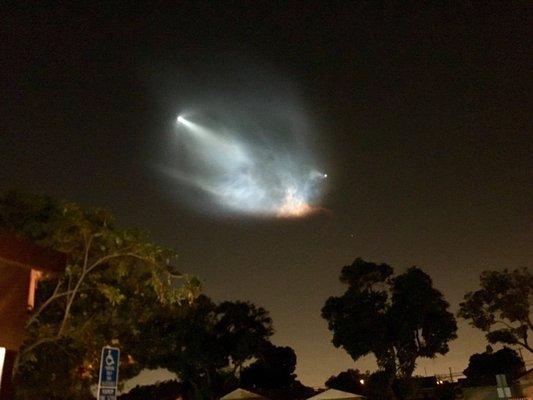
[177,115,186,124]
[323,173,328,178]
[359,379,364,385]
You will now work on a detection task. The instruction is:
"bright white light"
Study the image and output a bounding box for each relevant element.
[164,112,326,218]
[359,379,364,385]
[0,347,5,389]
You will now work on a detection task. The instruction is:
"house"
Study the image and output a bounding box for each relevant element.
[220,388,269,399]
[307,388,365,399]
[0,233,65,400]
[462,369,533,400]
[516,368,533,397]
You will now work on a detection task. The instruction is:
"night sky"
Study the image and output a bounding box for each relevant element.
[1,3,531,387]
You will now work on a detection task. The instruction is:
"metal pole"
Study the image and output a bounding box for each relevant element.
[518,348,524,364]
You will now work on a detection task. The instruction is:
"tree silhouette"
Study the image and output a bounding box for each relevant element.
[241,344,297,389]
[118,380,184,400]
[241,344,314,399]
[322,258,457,389]
[459,268,532,353]
[463,347,525,386]
[135,295,273,399]
[325,369,366,394]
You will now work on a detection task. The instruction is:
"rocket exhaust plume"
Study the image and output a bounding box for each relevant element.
[164,113,327,218]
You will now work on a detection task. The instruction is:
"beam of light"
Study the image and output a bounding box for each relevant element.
[163,112,327,218]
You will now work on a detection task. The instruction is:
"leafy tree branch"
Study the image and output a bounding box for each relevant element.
[459,268,532,353]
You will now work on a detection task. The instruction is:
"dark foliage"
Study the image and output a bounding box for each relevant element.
[241,344,296,389]
[241,344,315,399]
[118,380,184,400]
[463,347,525,386]
[366,371,396,400]
[459,269,532,353]
[134,295,273,399]
[322,258,457,387]
[325,369,366,394]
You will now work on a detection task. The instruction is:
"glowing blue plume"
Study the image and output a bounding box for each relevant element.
[161,110,326,218]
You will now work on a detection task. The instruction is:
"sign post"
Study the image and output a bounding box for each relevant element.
[97,346,120,400]
[495,374,511,400]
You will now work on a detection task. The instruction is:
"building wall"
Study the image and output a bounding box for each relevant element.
[463,383,532,400]
[0,260,31,350]
[0,349,15,400]
[0,234,65,400]
[517,377,533,397]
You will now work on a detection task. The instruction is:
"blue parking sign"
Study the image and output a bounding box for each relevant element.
[97,346,120,400]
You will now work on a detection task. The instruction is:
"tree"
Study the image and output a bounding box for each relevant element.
[216,300,273,375]
[0,192,199,399]
[325,369,366,394]
[366,371,396,400]
[118,380,184,400]
[463,347,525,386]
[390,267,458,377]
[459,268,533,353]
[135,295,274,399]
[322,258,457,389]
[241,344,315,400]
[241,344,297,389]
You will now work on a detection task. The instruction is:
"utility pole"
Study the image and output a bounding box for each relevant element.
[518,348,524,364]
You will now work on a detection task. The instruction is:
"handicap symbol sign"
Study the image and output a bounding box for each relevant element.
[97,346,120,400]
[106,350,115,366]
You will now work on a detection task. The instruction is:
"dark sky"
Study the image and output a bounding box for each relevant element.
[1,3,531,387]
